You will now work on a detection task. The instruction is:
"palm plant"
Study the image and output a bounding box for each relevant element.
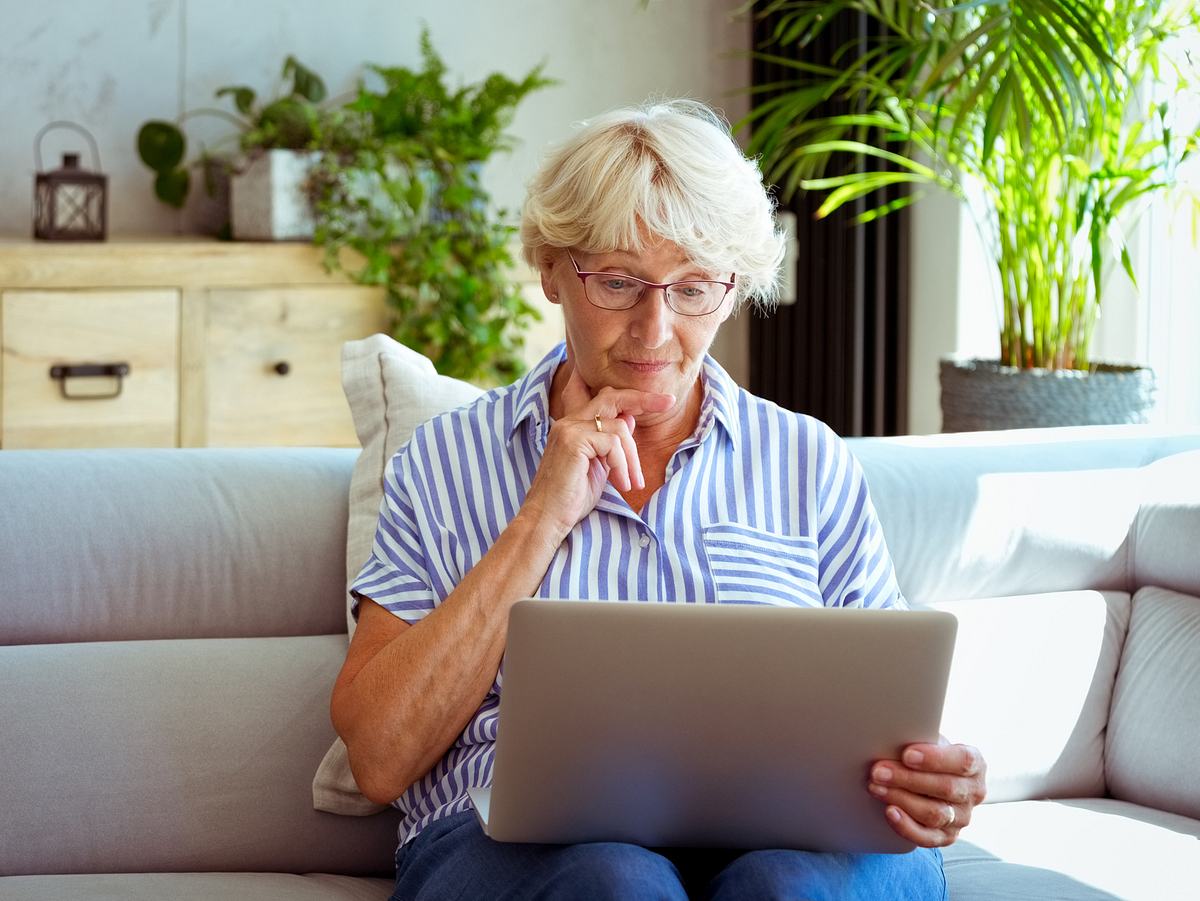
[743,0,1200,371]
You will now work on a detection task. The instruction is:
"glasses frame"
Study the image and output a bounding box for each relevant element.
[567,250,736,317]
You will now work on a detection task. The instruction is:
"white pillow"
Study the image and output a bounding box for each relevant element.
[314,333,482,816]
[340,333,484,636]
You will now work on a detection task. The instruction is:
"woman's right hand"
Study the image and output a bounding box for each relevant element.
[519,367,674,539]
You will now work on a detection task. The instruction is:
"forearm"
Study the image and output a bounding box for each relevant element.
[335,510,564,804]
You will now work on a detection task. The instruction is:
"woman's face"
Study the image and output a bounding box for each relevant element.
[545,237,734,407]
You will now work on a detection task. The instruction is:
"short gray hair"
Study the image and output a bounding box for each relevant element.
[520,98,786,311]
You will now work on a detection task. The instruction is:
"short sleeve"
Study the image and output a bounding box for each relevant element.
[813,425,907,610]
[348,447,439,624]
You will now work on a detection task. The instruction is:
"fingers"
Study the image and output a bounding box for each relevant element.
[903,742,986,779]
[878,800,958,849]
[587,416,642,492]
[602,423,633,492]
[880,742,987,802]
[558,371,661,494]
[869,760,984,808]
[590,388,675,418]
[615,415,643,491]
[560,369,675,420]
[544,416,636,493]
[866,742,988,848]
[541,367,672,507]
[869,782,966,832]
[582,388,671,491]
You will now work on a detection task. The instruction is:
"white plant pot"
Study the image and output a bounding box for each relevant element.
[230,150,426,241]
[230,149,320,241]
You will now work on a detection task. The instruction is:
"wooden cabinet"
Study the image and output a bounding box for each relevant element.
[0,238,560,449]
[0,240,387,448]
[2,289,180,448]
[198,286,385,447]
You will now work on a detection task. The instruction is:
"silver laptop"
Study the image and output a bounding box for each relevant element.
[466,599,957,854]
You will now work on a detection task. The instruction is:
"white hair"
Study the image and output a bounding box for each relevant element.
[520,98,786,311]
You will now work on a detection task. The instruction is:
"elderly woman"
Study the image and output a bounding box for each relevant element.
[331,99,986,900]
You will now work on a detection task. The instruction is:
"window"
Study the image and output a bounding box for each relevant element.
[1140,33,1200,428]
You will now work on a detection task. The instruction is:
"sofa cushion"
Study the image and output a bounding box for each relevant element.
[340,334,482,637]
[0,636,397,876]
[1133,452,1200,597]
[313,336,481,818]
[942,798,1200,901]
[0,874,393,901]
[0,448,357,645]
[1106,586,1200,819]
[849,428,1200,604]
[923,590,1128,802]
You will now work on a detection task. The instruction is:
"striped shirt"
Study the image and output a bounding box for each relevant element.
[350,341,905,849]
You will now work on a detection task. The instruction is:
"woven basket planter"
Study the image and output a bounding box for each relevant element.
[940,358,1157,433]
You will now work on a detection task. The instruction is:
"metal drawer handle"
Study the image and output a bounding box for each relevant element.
[274,361,290,376]
[48,362,130,400]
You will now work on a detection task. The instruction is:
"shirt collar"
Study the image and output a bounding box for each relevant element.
[696,354,741,450]
[507,341,741,450]
[508,342,566,444]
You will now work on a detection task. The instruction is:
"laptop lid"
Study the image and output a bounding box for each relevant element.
[473,599,956,854]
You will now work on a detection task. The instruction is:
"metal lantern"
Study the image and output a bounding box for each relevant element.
[33,121,108,241]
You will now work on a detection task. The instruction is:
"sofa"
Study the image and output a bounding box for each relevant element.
[2,353,1199,899]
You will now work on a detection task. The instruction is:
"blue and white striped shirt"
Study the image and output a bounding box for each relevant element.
[350,341,905,848]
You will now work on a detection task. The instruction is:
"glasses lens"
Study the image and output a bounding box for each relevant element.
[585,275,645,310]
[667,282,726,315]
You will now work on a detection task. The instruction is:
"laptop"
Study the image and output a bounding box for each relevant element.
[466,599,957,854]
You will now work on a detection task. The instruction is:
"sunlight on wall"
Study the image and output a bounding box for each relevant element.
[1143,32,1200,428]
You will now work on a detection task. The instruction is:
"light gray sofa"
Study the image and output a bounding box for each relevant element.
[0,449,399,900]
[2,426,1199,900]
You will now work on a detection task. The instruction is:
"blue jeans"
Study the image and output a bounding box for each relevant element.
[390,811,947,900]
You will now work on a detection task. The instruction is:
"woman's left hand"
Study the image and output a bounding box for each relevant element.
[867,738,987,847]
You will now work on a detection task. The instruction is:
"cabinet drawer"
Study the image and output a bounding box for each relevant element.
[201,287,387,446]
[1,290,180,448]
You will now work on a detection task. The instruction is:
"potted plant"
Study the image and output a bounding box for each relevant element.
[306,28,555,384]
[742,0,1200,430]
[136,32,553,384]
[136,56,336,238]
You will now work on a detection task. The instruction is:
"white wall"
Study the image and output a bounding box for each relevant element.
[0,0,752,382]
[907,192,998,435]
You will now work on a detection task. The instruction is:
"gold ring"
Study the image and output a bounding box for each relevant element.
[594,415,604,432]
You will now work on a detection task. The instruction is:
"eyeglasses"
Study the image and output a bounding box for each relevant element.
[568,250,735,317]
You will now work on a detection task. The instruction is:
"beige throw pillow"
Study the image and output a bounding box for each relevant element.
[314,333,483,816]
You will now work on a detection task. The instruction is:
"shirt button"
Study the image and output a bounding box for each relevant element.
[639,533,651,548]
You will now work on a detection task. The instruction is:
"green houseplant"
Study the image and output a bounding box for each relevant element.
[135,34,553,384]
[743,0,1200,428]
[306,29,555,384]
[136,56,332,209]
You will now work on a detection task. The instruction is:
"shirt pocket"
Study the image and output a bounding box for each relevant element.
[701,522,823,607]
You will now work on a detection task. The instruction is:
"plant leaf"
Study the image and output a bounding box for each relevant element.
[981,67,1013,165]
[852,188,925,224]
[137,120,185,172]
[790,139,939,178]
[808,171,929,219]
[283,55,327,102]
[215,85,256,116]
[154,167,189,208]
